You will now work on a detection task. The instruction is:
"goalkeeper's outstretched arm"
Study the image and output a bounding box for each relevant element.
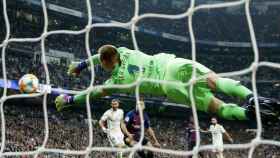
[73,79,116,105]
[55,79,114,111]
[67,54,101,76]
[56,45,120,111]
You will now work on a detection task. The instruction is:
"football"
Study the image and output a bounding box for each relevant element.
[18,74,39,93]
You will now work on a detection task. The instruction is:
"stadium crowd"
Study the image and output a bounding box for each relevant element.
[2,103,280,158]
[2,0,280,44]
[39,0,280,43]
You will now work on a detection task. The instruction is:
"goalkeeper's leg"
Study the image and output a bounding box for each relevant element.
[208,97,248,120]
[163,84,249,120]
[208,96,279,122]
[207,73,252,100]
[163,78,276,121]
[207,72,280,120]
[163,59,250,120]
[161,57,279,121]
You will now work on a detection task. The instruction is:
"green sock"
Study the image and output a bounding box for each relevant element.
[218,103,248,120]
[216,78,252,100]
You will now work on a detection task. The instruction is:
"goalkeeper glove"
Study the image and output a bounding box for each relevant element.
[67,61,87,77]
[55,94,74,111]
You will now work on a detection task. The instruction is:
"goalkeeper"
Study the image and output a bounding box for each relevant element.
[55,45,280,121]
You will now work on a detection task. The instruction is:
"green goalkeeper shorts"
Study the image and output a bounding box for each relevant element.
[162,58,214,112]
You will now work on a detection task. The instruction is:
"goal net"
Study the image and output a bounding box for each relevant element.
[0,0,280,157]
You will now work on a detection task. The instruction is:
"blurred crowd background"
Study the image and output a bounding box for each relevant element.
[3,103,280,158]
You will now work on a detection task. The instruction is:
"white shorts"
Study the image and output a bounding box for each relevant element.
[108,132,125,147]
[212,144,224,152]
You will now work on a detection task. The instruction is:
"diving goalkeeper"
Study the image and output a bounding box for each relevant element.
[55,45,280,121]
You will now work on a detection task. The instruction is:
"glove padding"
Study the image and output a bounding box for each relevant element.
[67,62,82,77]
[55,94,73,111]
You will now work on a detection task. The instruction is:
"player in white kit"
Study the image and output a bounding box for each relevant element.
[208,117,233,158]
[99,99,133,158]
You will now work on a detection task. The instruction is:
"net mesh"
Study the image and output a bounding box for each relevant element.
[1,0,280,157]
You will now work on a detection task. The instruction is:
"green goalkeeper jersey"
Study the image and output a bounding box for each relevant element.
[91,47,176,95]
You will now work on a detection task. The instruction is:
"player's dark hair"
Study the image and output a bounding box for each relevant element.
[98,45,119,63]
[111,98,120,103]
[138,95,145,101]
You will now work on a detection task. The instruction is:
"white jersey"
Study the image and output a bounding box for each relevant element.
[101,108,124,134]
[209,124,225,151]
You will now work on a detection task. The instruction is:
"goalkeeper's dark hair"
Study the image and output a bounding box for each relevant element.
[98,45,120,63]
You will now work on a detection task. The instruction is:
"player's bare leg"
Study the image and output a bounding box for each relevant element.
[125,137,136,146]
[216,151,224,158]
[125,137,154,158]
[115,144,125,158]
